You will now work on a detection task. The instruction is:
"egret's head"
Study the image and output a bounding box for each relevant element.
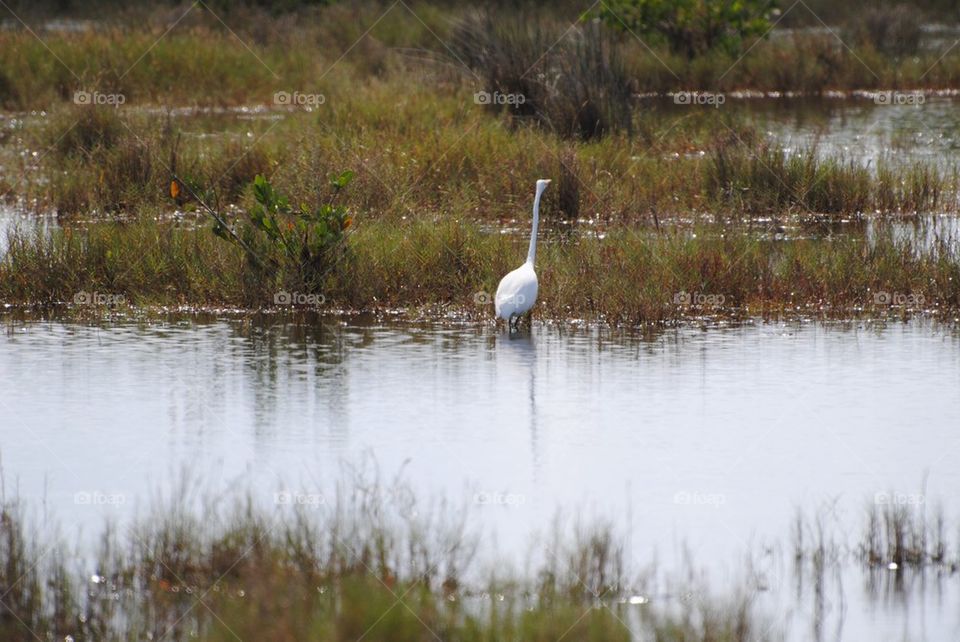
[536,178,552,193]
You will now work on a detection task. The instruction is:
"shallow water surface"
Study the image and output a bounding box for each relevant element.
[747,96,960,169]
[0,207,57,255]
[1,316,959,640]
[651,94,960,171]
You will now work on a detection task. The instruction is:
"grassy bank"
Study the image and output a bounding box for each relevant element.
[2,218,958,323]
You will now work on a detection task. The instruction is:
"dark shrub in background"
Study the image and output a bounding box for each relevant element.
[453,12,633,140]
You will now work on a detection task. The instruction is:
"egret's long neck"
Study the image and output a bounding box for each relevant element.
[526,187,545,265]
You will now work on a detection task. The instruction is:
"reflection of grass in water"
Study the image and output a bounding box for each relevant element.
[0,473,767,642]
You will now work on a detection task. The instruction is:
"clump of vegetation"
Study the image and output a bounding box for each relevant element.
[553,147,581,226]
[47,105,125,159]
[0,500,70,640]
[794,500,960,574]
[861,499,955,569]
[707,138,872,215]
[34,108,272,217]
[210,172,355,295]
[595,0,777,57]
[845,3,925,57]
[453,13,633,139]
[705,136,952,216]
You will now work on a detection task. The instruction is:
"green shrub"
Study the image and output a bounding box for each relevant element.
[213,172,355,293]
[595,0,777,58]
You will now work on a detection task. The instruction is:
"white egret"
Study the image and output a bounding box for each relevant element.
[495,179,551,330]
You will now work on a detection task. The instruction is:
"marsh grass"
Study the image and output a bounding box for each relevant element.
[706,136,953,217]
[6,15,957,224]
[0,473,770,642]
[787,501,960,642]
[844,3,925,58]
[0,5,398,110]
[452,12,633,139]
[16,100,956,224]
[793,500,960,576]
[2,217,958,322]
[861,500,957,570]
[4,2,960,113]
[33,106,274,217]
[15,84,693,220]
[4,483,956,642]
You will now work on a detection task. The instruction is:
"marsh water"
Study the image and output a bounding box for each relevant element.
[753,95,960,169]
[649,93,960,171]
[2,315,959,641]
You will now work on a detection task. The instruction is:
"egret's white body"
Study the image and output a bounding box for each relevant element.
[495,262,538,321]
[495,179,550,328]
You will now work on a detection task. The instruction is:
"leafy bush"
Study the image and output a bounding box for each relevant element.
[595,0,777,58]
[212,172,354,293]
